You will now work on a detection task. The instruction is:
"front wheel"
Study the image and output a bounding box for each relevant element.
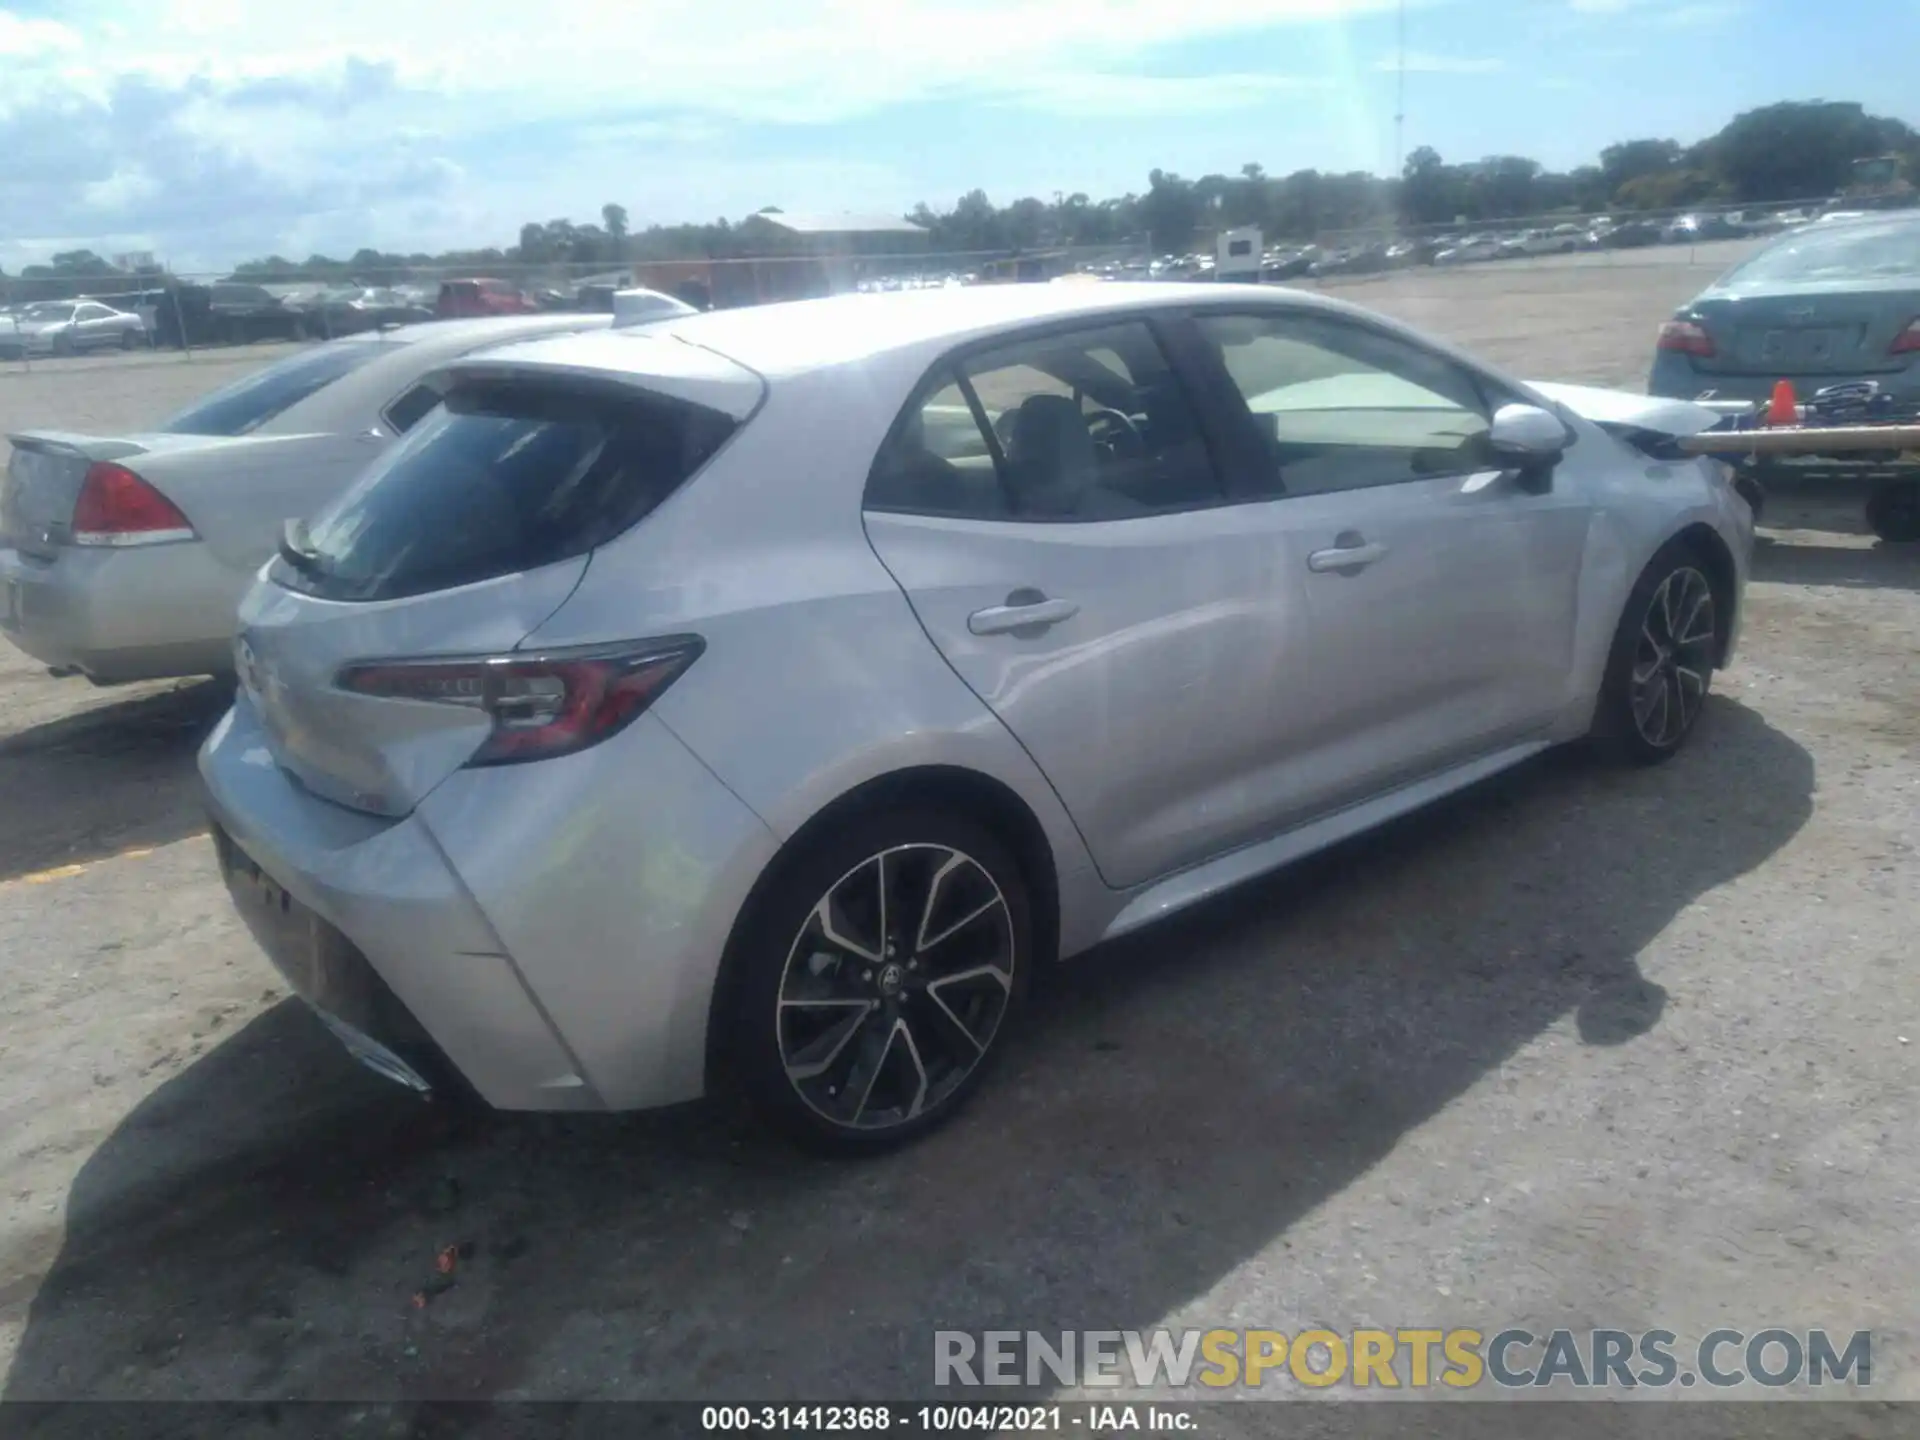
[723,810,1031,1154]
[1592,544,1720,765]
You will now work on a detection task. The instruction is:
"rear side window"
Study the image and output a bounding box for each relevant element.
[275,378,737,602]
[161,341,391,436]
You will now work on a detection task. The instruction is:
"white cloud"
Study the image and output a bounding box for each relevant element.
[0,9,81,57]
[1567,0,1739,21]
[1,0,1426,267]
[991,71,1334,117]
[1373,50,1502,73]
[14,0,1411,124]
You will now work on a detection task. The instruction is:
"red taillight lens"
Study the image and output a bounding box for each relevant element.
[70,462,195,546]
[1656,320,1716,358]
[336,639,703,765]
[1889,318,1920,355]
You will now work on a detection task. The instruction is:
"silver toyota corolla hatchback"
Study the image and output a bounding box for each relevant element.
[200,283,1753,1151]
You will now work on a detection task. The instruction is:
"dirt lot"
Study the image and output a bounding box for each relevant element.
[1,245,1916,1413]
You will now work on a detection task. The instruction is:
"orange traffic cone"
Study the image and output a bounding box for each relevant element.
[1765,379,1798,427]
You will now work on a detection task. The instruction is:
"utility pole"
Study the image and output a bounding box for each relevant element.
[1393,0,1407,181]
[1391,0,1407,233]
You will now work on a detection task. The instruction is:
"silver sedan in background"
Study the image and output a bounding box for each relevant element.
[0,299,149,358]
[0,313,621,683]
[201,283,1753,1152]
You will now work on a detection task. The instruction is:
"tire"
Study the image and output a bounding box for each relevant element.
[722,808,1032,1155]
[1591,541,1722,765]
[1865,478,1920,543]
[51,333,75,357]
[120,328,139,350]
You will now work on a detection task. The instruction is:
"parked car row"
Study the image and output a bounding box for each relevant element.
[0,275,676,359]
[1050,207,1832,291]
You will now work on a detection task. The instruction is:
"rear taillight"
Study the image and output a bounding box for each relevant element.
[1656,320,1716,358]
[1890,318,1920,355]
[70,462,195,546]
[336,638,703,765]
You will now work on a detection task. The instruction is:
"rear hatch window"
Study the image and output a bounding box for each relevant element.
[162,340,392,436]
[272,377,737,603]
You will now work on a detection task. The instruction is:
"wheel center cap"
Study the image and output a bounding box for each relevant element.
[877,962,905,997]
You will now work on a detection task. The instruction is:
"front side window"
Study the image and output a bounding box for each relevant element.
[1196,312,1498,497]
[866,320,1221,521]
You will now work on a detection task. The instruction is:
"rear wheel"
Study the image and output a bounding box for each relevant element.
[1592,543,1720,765]
[1866,478,1920,543]
[724,810,1031,1154]
[120,328,139,350]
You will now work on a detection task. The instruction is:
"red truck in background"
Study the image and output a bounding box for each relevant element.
[434,278,538,318]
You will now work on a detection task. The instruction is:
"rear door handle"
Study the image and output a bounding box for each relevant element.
[968,595,1080,636]
[1307,539,1389,573]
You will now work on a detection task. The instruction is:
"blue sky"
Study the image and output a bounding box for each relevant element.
[2,0,1915,273]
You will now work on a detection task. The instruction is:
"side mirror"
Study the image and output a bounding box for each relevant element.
[1488,403,1570,462]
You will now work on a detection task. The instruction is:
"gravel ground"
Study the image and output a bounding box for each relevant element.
[0,245,1915,1415]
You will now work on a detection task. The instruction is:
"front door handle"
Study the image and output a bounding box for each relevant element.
[968,593,1080,636]
[1307,536,1389,573]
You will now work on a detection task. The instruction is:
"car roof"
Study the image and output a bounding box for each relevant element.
[335,313,605,354]
[521,283,1334,381]
[446,281,1553,431]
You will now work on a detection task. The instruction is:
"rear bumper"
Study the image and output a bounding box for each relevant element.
[200,697,602,1111]
[200,694,781,1112]
[0,541,242,682]
[1649,353,1920,406]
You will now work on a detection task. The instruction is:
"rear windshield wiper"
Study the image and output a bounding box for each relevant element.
[277,517,326,576]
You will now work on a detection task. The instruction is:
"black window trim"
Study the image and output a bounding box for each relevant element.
[380,377,445,436]
[861,308,1240,524]
[1173,299,1576,502]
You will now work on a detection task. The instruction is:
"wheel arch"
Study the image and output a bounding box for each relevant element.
[703,763,1061,1094]
[1669,520,1740,666]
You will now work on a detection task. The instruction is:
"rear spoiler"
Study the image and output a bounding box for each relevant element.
[437,330,765,421]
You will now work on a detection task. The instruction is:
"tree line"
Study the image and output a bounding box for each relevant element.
[5,99,1915,296]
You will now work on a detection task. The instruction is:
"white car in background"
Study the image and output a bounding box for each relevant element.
[0,299,148,358]
[1,313,639,684]
[1434,235,1502,265]
[1531,224,1587,254]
